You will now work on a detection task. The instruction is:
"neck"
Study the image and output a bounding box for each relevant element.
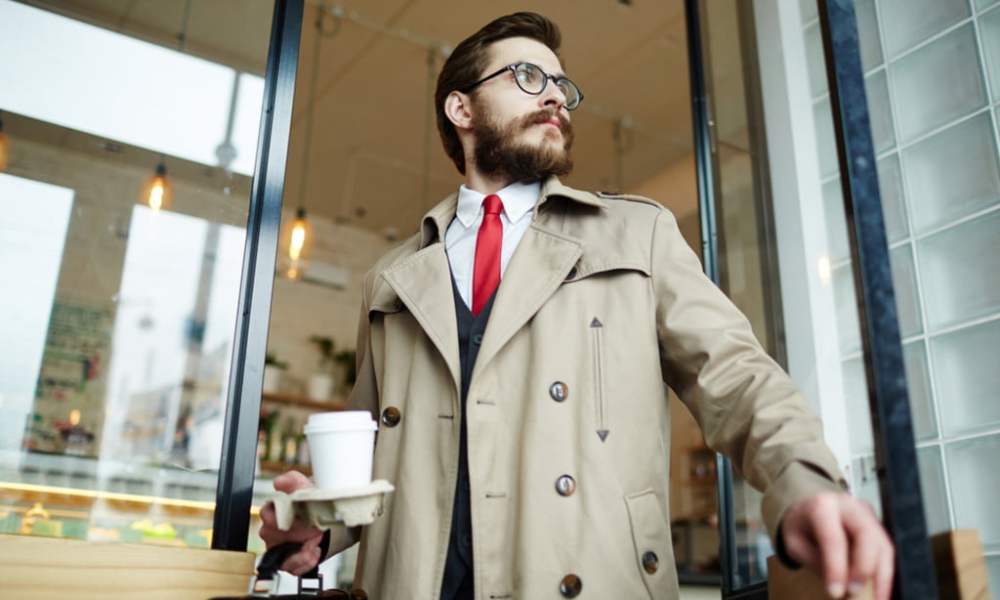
[464,167,514,196]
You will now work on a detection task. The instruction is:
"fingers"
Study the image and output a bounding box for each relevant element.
[259,499,324,548]
[874,536,895,600]
[809,496,849,598]
[842,500,880,595]
[281,531,324,576]
[273,470,314,494]
[782,523,821,567]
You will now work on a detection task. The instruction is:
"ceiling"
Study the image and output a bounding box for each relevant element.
[15,0,751,240]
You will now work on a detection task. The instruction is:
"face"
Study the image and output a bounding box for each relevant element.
[459,37,576,180]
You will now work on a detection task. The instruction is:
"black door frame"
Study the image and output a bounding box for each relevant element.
[684,0,940,597]
[212,0,304,551]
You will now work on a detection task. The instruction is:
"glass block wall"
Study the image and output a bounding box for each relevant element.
[800,0,1000,593]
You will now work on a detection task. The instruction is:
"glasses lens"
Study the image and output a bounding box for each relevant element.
[557,79,582,110]
[514,63,545,94]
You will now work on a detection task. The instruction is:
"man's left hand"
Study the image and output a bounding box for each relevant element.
[781,492,895,600]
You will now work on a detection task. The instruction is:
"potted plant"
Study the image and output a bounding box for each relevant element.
[334,349,357,393]
[308,335,336,401]
[263,353,288,393]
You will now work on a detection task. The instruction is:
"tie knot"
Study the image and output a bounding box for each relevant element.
[483,194,504,216]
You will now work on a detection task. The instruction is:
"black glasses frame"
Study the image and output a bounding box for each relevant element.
[461,62,584,110]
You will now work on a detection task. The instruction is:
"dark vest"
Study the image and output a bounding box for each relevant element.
[439,273,497,600]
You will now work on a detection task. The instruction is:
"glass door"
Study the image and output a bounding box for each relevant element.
[0,0,281,554]
[691,0,971,596]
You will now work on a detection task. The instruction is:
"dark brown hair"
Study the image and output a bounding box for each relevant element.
[435,12,562,174]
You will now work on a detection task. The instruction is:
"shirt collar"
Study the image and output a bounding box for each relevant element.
[454,180,542,229]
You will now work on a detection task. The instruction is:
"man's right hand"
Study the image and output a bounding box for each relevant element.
[259,470,326,576]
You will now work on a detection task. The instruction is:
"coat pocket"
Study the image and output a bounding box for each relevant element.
[624,489,677,600]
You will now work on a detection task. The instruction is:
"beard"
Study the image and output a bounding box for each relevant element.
[471,104,575,182]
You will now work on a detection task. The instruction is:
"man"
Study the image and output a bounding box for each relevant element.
[260,12,894,600]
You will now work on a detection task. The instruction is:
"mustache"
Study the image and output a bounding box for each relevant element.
[522,108,571,131]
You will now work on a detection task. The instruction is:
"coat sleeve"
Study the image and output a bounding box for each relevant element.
[649,207,848,542]
[323,270,380,558]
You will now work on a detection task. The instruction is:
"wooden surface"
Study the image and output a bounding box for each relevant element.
[260,460,312,477]
[261,391,346,412]
[931,529,991,600]
[769,528,991,600]
[0,534,254,600]
[767,555,873,600]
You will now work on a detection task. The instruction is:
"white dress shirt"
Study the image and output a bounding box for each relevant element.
[444,180,542,310]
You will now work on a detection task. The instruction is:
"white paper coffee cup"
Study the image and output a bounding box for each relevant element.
[303,411,377,491]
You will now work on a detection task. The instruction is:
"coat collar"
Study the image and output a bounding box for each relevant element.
[418,175,606,249]
[383,176,608,402]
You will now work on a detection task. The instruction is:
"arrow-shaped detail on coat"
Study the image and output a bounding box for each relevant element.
[591,316,609,442]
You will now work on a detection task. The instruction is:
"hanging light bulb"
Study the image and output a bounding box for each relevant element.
[283,207,313,279]
[140,161,173,211]
[0,111,9,172]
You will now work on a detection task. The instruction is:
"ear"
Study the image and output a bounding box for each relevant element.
[444,91,475,131]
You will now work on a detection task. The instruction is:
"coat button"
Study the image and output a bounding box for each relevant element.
[381,406,401,427]
[555,474,576,497]
[642,550,659,574]
[549,381,569,402]
[472,333,483,345]
[559,574,582,597]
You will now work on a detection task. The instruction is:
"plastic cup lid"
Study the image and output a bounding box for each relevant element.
[305,410,377,433]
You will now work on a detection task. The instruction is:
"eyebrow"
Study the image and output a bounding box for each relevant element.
[517,60,567,79]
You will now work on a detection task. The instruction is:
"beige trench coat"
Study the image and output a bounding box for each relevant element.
[324,176,847,599]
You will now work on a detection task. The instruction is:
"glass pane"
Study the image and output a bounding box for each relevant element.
[879,154,909,242]
[866,69,896,153]
[815,97,839,178]
[0,0,274,551]
[918,209,1000,330]
[857,0,884,72]
[800,0,818,24]
[901,112,1000,234]
[805,22,827,98]
[823,178,849,262]
[945,434,1000,552]
[903,341,937,440]
[989,555,1000,600]
[843,359,874,455]
[834,264,863,355]
[889,24,987,144]
[916,446,950,535]
[981,6,1000,103]
[879,0,971,59]
[931,318,1000,436]
[889,244,922,338]
[982,0,1000,12]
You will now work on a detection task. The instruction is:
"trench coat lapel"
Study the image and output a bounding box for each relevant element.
[472,222,582,379]
[472,175,605,379]
[381,194,461,393]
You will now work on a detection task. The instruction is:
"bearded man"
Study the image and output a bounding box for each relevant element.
[260,12,894,600]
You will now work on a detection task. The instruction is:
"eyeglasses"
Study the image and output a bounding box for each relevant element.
[461,62,584,111]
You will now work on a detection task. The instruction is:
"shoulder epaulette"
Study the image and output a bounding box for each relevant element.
[595,190,664,209]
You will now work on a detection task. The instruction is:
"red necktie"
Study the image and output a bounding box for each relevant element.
[472,194,504,316]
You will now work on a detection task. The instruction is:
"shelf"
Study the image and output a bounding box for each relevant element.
[259,461,311,477]
[261,392,347,412]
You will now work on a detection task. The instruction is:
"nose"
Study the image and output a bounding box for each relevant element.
[540,78,567,112]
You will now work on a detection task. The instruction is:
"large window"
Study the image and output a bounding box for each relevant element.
[0,0,274,552]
